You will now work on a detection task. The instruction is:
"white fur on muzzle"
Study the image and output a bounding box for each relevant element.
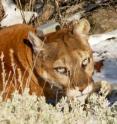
[66,84,93,104]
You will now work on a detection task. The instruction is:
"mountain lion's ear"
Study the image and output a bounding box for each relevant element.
[28,31,44,53]
[73,19,90,35]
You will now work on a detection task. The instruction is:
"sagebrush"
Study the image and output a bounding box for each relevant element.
[0,88,116,124]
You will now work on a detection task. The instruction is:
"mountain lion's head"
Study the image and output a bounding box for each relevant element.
[28,19,94,99]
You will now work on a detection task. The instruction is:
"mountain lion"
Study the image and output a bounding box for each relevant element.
[0,19,108,101]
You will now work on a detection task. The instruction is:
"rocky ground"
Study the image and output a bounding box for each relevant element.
[1,0,117,33]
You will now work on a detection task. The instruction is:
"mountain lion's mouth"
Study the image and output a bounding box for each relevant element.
[66,84,93,102]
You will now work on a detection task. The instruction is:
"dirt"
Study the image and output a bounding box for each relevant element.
[86,6,117,34]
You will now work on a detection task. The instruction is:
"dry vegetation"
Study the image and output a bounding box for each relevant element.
[0,88,116,124]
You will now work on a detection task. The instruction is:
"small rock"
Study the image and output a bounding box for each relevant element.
[37,21,61,36]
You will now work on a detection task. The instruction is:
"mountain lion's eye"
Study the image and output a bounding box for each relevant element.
[54,67,69,75]
[82,58,90,67]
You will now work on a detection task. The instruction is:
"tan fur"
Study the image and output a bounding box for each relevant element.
[0,20,95,100]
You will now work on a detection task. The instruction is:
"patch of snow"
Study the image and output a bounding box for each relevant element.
[1,0,38,27]
[89,30,117,83]
[89,29,117,46]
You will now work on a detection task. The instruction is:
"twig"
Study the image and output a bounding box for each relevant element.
[16,0,26,24]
